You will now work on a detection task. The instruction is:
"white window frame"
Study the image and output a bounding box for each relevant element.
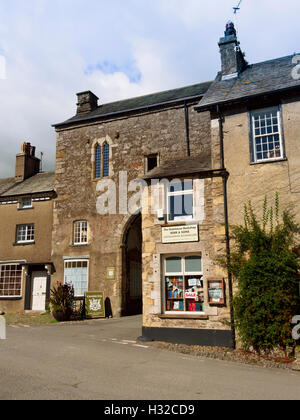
[73,221,88,246]
[19,197,33,210]
[163,255,204,315]
[64,259,89,298]
[16,224,35,244]
[251,106,284,163]
[0,264,23,298]
[167,180,195,223]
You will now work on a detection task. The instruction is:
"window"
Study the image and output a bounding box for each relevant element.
[0,265,22,298]
[95,145,101,179]
[73,221,88,245]
[103,143,110,177]
[17,224,34,243]
[64,260,89,297]
[167,180,194,222]
[164,256,204,314]
[251,107,284,163]
[20,197,32,209]
[146,154,159,172]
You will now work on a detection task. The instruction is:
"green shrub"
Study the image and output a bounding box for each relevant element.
[226,195,300,353]
[49,283,74,316]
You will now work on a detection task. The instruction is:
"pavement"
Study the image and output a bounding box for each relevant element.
[1,315,300,400]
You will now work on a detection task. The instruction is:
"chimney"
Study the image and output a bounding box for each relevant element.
[76,91,99,115]
[15,142,40,182]
[218,21,246,80]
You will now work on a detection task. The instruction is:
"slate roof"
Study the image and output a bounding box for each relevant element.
[54,81,212,128]
[143,155,214,180]
[196,55,300,111]
[0,172,55,198]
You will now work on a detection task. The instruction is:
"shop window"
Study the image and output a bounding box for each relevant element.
[64,260,89,297]
[250,106,285,163]
[0,264,22,298]
[73,221,88,245]
[167,180,194,222]
[164,256,204,314]
[16,224,35,244]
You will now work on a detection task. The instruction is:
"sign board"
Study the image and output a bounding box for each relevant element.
[85,292,105,319]
[207,279,225,306]
[162,225,199,244]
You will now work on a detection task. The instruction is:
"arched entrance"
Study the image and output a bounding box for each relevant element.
[122,214,142,316]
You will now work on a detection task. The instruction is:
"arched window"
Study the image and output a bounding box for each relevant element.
[103,143,110,177]
[95,144,101,179]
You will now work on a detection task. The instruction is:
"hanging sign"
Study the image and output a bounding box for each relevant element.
[162,225,199,244]
[85,292,105,319]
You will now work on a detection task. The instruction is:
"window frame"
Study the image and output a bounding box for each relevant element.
[0,264,23,299]
[19,197,33,210]
[64,259,89,298]
[163,255,204,315]
[167,180,195,223]
[73,221,88,246]
[16,224,35,244]
[250,106,285,164]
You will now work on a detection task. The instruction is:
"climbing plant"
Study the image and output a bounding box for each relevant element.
[225,194,300,353]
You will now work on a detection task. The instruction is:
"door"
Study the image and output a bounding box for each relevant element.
[31,272,47,311]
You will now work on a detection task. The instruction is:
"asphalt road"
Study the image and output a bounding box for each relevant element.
[0,315,300,400]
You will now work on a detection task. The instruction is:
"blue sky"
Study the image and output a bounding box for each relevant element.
[0,0,299,177]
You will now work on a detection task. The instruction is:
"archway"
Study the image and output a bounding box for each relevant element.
[122,214,142,316]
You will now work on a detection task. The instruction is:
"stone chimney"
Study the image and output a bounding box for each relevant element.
[218,21,247,80]
[76,91,99,115]
[15,142,40,182]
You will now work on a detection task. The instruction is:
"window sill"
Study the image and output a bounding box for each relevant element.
[0,297,22,301]
[18,207,34,211]
[70,244,89,248]
[158,314,209,320]
[13,242,35,247]
[250,158,287,166]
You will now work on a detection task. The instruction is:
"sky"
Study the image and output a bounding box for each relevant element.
[0,0,299,177]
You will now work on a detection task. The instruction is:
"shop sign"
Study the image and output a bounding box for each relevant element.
[162,225,199,244]
[85,292,105,319]
[185,292,197,299]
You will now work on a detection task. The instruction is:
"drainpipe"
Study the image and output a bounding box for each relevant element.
[184,101,191,157]
[217,105,236,349]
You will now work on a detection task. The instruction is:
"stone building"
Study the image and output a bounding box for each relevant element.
[51,22,300,347]
[0,143,55,313]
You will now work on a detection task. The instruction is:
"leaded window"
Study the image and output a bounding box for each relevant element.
[95,144,101,179]
[17,224,35,243]
[64,260,89,297]
[73,221,88,245]
[103,143,110,177]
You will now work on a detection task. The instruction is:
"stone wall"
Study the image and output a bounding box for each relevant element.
[52,102,212,317]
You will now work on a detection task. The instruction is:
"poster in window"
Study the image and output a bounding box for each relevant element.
[207,278,225,305]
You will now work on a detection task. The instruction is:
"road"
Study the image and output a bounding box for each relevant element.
[0,315,300,400]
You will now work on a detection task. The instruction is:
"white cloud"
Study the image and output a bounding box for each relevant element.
[0,0,299,177]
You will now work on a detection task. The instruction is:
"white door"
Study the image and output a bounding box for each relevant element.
[32,272,47,311]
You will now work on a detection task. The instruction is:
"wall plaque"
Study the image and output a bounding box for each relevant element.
[107,267,115,279]
[85,292,105,319]
[162,225,199,244]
